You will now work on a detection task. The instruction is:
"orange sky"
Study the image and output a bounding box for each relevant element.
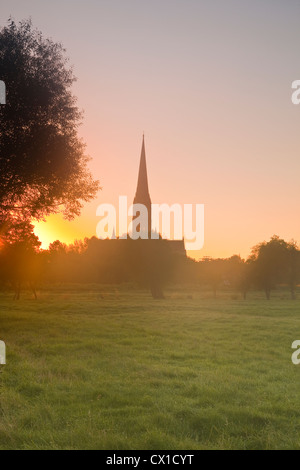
[2,1,300,260]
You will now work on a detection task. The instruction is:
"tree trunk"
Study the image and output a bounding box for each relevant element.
[265,288,271,300]
[290,287,296,300]
[150,281,165,299]
[213,285,217,299]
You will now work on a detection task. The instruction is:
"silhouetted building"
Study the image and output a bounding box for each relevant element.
[94,136,186,257]
[133,135,152,235]
[132,136,186,256]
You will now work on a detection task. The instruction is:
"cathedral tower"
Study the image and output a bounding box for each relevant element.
[133,135,152,235]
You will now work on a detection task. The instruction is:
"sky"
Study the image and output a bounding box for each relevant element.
[1,0,300,259]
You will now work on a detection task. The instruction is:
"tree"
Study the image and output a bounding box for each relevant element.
[199,257,226,298]
[286,240,300,300]
[48,240,68,255]
[249,235,293,300]
[0,217,41,250]
[0,218,42,299]
[0,19,99,223]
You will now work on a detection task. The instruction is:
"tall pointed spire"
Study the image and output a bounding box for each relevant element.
[133,135,152,235]
[135,135,150,199]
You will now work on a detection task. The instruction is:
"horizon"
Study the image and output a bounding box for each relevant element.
[1,0,299,259]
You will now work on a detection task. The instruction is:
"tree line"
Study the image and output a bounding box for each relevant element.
[0,220,298,300]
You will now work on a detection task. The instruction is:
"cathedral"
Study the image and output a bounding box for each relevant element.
[95,136,186,257]
[131,135,186,256]
[88,137,186,295]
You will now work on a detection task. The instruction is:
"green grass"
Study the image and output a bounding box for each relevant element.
[0,285,300,450]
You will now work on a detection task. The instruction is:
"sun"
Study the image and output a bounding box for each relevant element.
[33,216,76,249]
[33,214,96,249]
[33,221,58,249]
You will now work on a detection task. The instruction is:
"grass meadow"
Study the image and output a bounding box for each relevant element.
[0,284,300,450]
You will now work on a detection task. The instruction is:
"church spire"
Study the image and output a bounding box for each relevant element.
[133,135,152,234]
[135,134,150,199]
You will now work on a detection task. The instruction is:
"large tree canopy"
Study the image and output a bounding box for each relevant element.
[0,19,99,222]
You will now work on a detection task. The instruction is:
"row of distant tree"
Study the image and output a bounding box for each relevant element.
[0,218,298,300]
[169,235,299,300]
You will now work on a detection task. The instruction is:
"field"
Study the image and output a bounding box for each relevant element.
[0,285,300,450]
